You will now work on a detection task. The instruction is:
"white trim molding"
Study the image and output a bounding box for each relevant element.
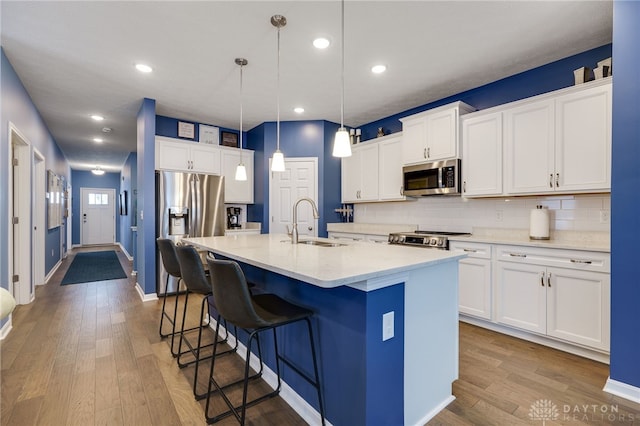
[45,259,63,284]
[604,377,640,404]
[135,282,158,302]
[118,242,133,261]
[0,316,13,340]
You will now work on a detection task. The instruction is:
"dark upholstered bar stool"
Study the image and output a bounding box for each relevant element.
[175,245,237,400]
[156,238,189,357]
[204,258,325,425]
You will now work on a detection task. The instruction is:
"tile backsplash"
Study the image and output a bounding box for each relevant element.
[354,194,611,233]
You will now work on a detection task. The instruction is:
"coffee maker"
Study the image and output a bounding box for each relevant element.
[227,207,242,228]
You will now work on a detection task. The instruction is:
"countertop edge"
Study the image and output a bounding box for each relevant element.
[448,235,610,253]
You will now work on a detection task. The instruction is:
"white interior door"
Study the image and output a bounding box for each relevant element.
[33,148,45,286]
[10,124,33,305]
[269,157,318,237]
[81,188,116,245]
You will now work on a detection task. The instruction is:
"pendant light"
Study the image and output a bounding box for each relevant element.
[271,14,286,172]
[234,58,248,181]
[332,0,352,157]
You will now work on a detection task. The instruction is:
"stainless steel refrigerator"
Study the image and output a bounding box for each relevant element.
[156,171,225,295]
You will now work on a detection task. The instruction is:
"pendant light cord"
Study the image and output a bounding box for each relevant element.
[340,0,345,129]
[239,62,244,162]
[276,24,281,151]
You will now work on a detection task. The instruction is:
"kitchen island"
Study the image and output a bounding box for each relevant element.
[183,234,465,426]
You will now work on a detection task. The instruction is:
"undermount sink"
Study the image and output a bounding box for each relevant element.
[281,239,345,247]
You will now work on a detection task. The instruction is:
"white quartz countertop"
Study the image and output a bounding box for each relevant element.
[182,233,464,288]
[449,228,610,253]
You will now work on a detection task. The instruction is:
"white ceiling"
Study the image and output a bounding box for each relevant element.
[1,1,612,172]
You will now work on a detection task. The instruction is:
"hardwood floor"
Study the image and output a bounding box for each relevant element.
[2,247,639,425]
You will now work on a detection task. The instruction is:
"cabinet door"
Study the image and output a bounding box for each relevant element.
[546,267,610,350]
[426,107,458,160]
[496,261,546,334]
[341,149,361,203]
[401,117,427,165]
[458,258,492,320]
[555,83,612,192]
[221,149,254,204]
[462,112,503,197]
[156,139,191,171]
[379,136,405,200]
[191,144,221,174]
[505,100,555,194]
[358,144,379,201]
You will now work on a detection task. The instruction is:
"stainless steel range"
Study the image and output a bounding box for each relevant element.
[388,230,470,250]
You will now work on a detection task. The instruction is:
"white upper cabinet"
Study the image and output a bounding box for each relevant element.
[462,78,612,197]
[378,135,406,201]
[155,136,221,174]
[341,143,379,203]
[554,83,612,192]
[220,147,254,204]
[400,102,475,165]
[461,112,503,197]
[341,133,406,203]
[505,99,556,194]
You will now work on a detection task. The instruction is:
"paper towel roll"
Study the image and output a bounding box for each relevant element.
[530,206,550,240]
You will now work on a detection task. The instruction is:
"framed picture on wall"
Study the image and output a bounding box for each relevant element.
[199,124,219,144]
[177,121,195,139]
[221,131,238,147]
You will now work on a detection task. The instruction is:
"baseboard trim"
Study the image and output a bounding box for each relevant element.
[410,395,456,426]
[44,259,63,284]
[459,315,610,364]
[0,317,13,340]
[604,377,640,404]
[135,283,158,302]
[208,317,331,426]
[118,243,133,261]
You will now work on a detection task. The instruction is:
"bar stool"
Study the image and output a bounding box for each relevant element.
[204,258,325,425]
[156,238,188,357]
[175,245,237,400]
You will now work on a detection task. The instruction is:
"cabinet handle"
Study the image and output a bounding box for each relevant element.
[547,272,552,287]
[509,253,527,258]
[463,180,467,193]
[555,173,560,187]
[423,148,427,159]
[400,186,404,196]
[549,174,553,188]
[540,272,545,287]
[463,248,477,253]
[570,259,593,264]
[427,147,430,158]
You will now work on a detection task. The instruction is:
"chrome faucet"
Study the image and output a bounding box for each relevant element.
[290,197,320,244]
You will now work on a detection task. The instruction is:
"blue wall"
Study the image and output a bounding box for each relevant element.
[1,48,69,299]
[610,0,640,389]
[137,98,157,295]
[359,45,613,142]
[70,170,122,245]
[119,152,137,261]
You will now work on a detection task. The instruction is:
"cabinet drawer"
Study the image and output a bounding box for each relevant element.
[449,241,491,259]
[495,245,609,273]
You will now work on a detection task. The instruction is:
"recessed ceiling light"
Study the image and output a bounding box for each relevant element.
[91,114,104,121]
[93,138,103,143]
[313,37,330,49]
[371,64,387,74]
[135,63,153,73]
[91,167,105,176]
[294,107,305,114]
[102,127,112,133]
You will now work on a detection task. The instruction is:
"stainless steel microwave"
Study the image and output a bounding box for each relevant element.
[402,159,461,196]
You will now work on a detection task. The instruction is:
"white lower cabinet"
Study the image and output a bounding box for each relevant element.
[449,242,492,320]
[495,245,610,351]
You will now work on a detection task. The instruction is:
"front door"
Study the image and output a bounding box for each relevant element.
[269,157,318,237]
[81,187,116,245]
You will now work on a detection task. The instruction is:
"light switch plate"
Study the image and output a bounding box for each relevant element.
[382,311,394,341]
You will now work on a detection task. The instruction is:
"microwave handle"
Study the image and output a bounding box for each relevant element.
[438,166,443,189]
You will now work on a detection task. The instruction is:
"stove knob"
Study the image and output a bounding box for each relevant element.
[437,239,444,246]
[430,238,438,245]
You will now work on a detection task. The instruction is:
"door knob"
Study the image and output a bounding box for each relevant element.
[308,226,313,231]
